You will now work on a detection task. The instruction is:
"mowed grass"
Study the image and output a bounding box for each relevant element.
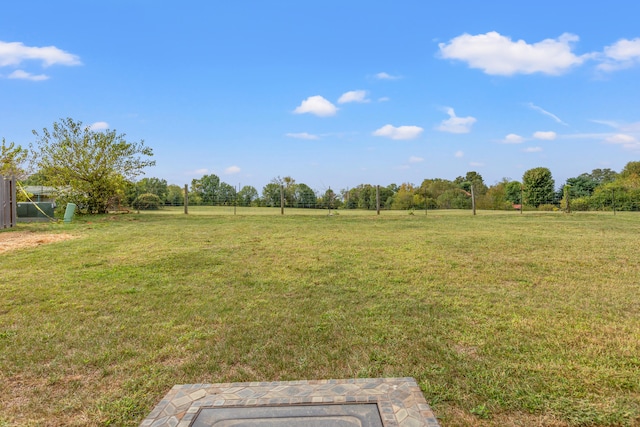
[1,209,639,426]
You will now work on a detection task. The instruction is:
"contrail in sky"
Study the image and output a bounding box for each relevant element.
[527,103,568,126]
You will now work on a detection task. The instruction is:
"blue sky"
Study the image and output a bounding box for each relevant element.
[2,1,640,192]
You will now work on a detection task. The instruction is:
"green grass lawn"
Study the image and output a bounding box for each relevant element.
[1,209,639,426]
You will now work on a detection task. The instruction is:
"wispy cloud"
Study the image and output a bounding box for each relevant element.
[286,132,319,140]
[293,95,337,117]
[597,38,640,72]
[90,121,109,131]
[501,133,525,144]
[439,32,587,76]
[7,69,48,81]
[605,134,640,150]
[337,90,370,104]
[592,119,640,133]
[533,131,557,140]
[224,165,241,174]
[0,40,82,67]
[527,103,568,125]
[436,107,476,134]
[409,156,424,163]
[469,162,484,167]
[523,146,543,153]
[374,72,401,80]
[373,124,423,140]
[186,168,209,176]
[454,150,464,158]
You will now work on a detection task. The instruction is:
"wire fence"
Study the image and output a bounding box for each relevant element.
[149,191,640,214]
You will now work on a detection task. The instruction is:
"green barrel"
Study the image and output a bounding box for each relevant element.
[64,203,76,223]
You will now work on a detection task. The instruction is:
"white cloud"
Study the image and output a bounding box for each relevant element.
[439,32,586,76]
[286,132,319,140]
[224,165,241,175]
[90,121,109,130]
[373,124,423,140]
[523,146,543,153]
[436,108,476,134]
[502,133,525,144]
[598,38,640,71]
[409,156,424,163]
[187,168,209,176]
[527,103,568,125]
[533,131,557,140]
[293,95,337,117]
[338,90,369,104]
[7,69,48,81]
[375,72,401,80]
[378,97,390,102]
[0,41,81,67]
[605,134,640,150]
[454,150,464,158]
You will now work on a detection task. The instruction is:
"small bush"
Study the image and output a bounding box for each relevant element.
[537,204,557,211]
[132,193,162,210]
[571,197,591,211]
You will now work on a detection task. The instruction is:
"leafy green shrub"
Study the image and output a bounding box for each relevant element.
[132,193,162,210]
[571,197,591,211]
[537,204,557,211]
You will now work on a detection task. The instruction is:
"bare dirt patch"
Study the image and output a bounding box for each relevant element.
[0,231,77,254]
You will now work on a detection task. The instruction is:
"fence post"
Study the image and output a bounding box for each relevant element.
[184,184,188,214]
[1,175,17,229]
[471,184,476,216]
[376,185,380,215]
[280,185,284,215]
[612,189,616,215]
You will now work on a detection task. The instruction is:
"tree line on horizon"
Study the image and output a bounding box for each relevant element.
[104,162,638,212]
[2,118,640,213]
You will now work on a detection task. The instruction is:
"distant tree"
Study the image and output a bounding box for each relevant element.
[391,183,416,210]
[261,182,281,207]
[132,193,163,210]
[31,118,154,214]
[217,182,236,205]
[320,188,339,209]
[125,177,168,206]
[22,171,49,186]
[137,177,168,200]
[271,176,297,206]
[522,167,555,207]
[437,189,471,209]
[237,185,259,206]
[589,168,618,184]
[455,171,488,195]
[1,138,28,178]
[294,183,317,208]
[565,174,599,198]
[190,174,221,204]
[504,180,522,205]
[479,179,513,210]
[619,161,640,180]
[166,184,185,206]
